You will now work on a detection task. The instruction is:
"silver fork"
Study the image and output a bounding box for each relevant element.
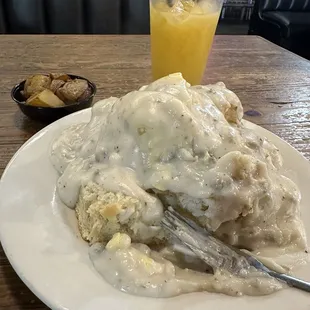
[161,207,310,293]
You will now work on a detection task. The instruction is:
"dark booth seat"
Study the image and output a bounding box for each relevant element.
[0,0,150,34]
[249,0,310,59]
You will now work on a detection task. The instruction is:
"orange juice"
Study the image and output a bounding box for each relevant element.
[150,0,221,85]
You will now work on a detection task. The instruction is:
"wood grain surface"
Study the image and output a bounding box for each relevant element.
[0,35,309,309]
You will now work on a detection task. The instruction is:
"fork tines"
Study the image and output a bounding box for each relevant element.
[161,207,250,274]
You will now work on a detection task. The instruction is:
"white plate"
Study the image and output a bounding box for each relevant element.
[0,109,309,310]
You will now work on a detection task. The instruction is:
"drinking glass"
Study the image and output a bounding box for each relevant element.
[150,0,223,85]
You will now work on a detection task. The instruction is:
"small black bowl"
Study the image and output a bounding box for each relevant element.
[11,74,96,123]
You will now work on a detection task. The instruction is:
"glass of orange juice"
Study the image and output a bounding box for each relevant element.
[150,0,223,85]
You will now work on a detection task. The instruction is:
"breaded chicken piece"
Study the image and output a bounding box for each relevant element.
[154,151,306,251]
[76,182,165,244]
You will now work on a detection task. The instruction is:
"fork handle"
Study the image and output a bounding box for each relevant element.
[268,271,310,293]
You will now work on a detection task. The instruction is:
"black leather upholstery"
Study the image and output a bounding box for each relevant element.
[0,0,6,33]
[122,0,150,34]
[5,0,47,33]
[0,0,150,34]
[261,0,310,12]
[263,11,310,36]
[263,12,310,26]
[249,0,310,58]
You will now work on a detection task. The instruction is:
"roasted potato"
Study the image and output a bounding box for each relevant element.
[78,86,92,102]
[50,79,65,94]
[58,79,88,102]
[55,87,66,102]
[26,89,64,108]
[24,75,51,98]
[49,73,71,82]
[21,73,92,108]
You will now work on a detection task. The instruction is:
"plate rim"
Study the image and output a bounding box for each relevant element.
[0,109,91,310]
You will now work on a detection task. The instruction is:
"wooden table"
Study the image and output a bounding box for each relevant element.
[0,35,309,309]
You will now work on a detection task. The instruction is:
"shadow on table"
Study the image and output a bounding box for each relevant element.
[13,111,47,136]
[0,244,49,309]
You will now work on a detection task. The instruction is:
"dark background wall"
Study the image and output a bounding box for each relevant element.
[0,0,251,35]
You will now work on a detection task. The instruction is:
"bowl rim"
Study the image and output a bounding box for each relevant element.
[11,74,97,110]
